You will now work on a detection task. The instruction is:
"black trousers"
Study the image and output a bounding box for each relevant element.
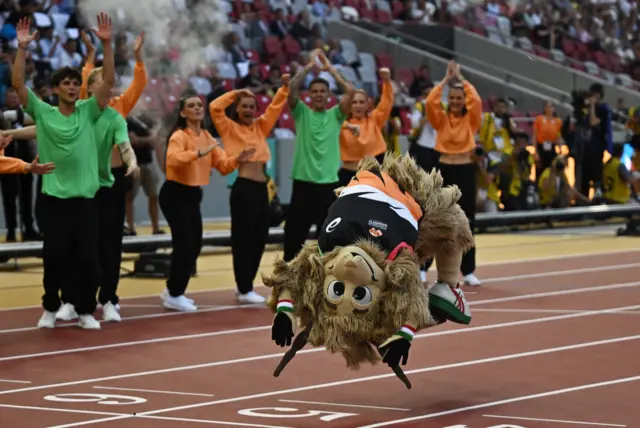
[577,152,604,195]
[230,177,270,294]
[536,143,557,180]
[283,179,338,262]
[0,167,35,234]
[159,180,202,297]
[409,144,440,174]
[96,167,127,305]
[423,162,477,276]
[337,152,387,187]
[41,194,100,315]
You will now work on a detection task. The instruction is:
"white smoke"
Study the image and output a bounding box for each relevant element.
[77,0,229,80]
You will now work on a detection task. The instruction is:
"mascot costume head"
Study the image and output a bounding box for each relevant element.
[262,152,474,388]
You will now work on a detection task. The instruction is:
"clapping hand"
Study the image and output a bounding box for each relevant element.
[236,147,256,164]
[27,155,56,175]
[16,18,38,49]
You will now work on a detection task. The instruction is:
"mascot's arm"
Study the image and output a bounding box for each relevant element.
[271,288,298,348]
[378,319,418,368]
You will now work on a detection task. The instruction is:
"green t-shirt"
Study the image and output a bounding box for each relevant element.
[95,107,129,188]
[25,88,103,199]
[290,100,346,184]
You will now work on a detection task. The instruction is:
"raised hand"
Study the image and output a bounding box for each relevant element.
[317,51,331,71]
[90,12,113,42]
[281,73,291,86]
[27,155,56,175]
[0,135,13,151]
[16,18,38,49]
[236,147,256,163]
[133,31,145,61]
[237,88,254,98]
[379,67,391,82]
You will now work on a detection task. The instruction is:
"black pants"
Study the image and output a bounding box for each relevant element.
[159,180,202,297]
[283,179,338,262]
[423,162,477,276]
[230,177,270,294]
[577,152,604,195]
[35,175,44,235]
[536,144,557,179]
[0,168,35,234]
[96,167,127,305]
[409,144,440,174]
[41,194,100,315]
[337,152,387,187]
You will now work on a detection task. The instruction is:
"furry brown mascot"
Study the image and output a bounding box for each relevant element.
[262,152,474,388]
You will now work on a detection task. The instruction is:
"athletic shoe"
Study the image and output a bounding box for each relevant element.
[237,291,266,304]
[102,302,121,322]
[161,289,194,304]
[37,311,56,328]
[163,295,197,312]
[78,314,101,330]
[56,303,78,321]
[428,281,472,325]
[463,273,482,286]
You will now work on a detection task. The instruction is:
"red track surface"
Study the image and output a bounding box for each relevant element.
[1,249,639,428]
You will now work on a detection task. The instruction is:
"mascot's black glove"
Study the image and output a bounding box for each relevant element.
[377,334,411,368]
[272,311,297,347]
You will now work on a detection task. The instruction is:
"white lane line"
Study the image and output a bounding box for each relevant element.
[483,414,627,427]
[92,386,215,397]
[0,379,31,384]
[278,399,410,411]
[357,375,640,427]
[53,333,640,427]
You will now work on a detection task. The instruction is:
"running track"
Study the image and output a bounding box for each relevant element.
[0,249,639,428]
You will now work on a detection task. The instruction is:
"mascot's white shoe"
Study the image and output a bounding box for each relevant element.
[428,281,472,325]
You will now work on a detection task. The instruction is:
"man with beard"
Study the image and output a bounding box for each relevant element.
[12,13,116,330]
[282,48,354,262]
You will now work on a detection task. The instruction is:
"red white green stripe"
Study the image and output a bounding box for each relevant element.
[396,324,416,342]
[276,300,294,313]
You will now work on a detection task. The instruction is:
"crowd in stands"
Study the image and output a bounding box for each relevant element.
[0,0,640,244]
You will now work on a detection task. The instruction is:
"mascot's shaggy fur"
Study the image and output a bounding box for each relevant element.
[262,152,474,385]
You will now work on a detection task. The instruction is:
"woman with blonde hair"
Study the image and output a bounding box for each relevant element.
[424,61,483,286]
[208,75,290,304]
[338,68,394,186]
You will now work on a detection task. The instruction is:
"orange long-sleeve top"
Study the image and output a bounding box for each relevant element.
[208,86,289,162]
[80,61,148,117]
[426,80,482,154]
[165,128,238,187]
[0,153,28,174]
[339,81,394,162]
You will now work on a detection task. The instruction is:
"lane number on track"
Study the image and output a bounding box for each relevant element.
[238,407,357,422]
[444,425,527,428]
[44,393,147,406]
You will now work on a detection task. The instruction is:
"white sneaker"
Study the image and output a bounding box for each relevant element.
[428,281,472,325]
[56,303,78,321]
[37,311,57,328]
[237,291,266,304]
[463,273,482,286]
[78,314,101,330]
[161,289,194,304]
[163,295,197,312]
[102,302,121,322]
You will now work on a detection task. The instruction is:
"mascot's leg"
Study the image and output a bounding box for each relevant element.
[427,248,472,325]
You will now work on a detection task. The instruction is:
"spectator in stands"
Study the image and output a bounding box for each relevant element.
[499,132,536,211]
[270,9,290,39]
[326,39,346,65]
[338,67,393,186]
[282,49,353,262]
[208,76,290,304]
[474,145,500,213]
[410,0,437,24]
[538,155,589,209]
[223,31,248,64]
[602,144,639,204]
[0,87,40,242]
[13,14,116,330]
[160,91,255,312]
[533,100,563,180]
[126,113,164,236]
[238,62,268,94]
[264,65,283,97]
[424,60,483,286]
[54,34,83,70]
[479,97,516,159]
[409,65,431,98]
[290,11,314,45]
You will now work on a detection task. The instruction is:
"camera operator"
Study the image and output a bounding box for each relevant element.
[538,155,589,209]
[473,145,500,213]
[602,144,639,204]
[498,132,538,211]
[479,98,517,161]
[565,84,612,198]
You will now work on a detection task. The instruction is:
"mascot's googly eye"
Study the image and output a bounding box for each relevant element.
[352,285,373,307]
[326,280,346,303]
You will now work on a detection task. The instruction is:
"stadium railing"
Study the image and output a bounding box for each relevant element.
[0,204,637,259]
